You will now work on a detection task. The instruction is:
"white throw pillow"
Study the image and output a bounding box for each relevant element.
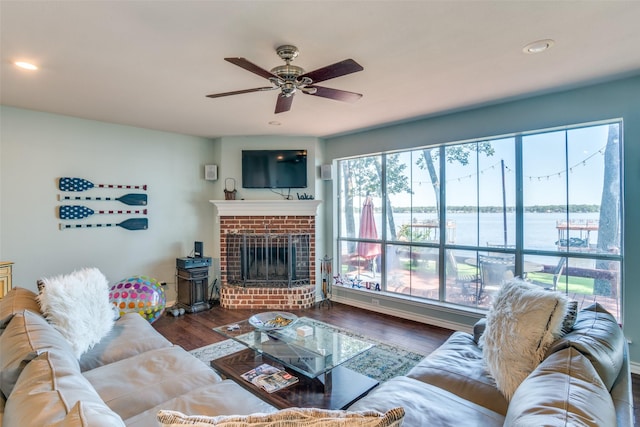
[37,268,115,358]
[480,278,568,400]
[157,407,405,427]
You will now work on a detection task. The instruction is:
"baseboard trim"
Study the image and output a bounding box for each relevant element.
[331,294,474,334]
[332,293,640,376]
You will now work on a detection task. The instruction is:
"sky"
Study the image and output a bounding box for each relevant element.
[386,122,614,208]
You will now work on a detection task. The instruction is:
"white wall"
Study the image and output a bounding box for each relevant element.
[210,135,321,206]
[0,106,217,302]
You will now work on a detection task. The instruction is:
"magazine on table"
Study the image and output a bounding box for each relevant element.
[240,363,299,393]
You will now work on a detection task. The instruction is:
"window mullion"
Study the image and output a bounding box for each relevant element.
[380,153,387,289]
[438,145,446,300]
[515,134,523,273]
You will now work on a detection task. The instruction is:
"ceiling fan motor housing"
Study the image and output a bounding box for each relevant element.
[270,64,305,80]
[271,45,308,92]
[271,46,309,96]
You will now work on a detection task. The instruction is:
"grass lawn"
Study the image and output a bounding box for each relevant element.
[526,272,594,295]
[344,255,600,297]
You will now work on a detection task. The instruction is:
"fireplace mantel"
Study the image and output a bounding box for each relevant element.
[210,200,321,216]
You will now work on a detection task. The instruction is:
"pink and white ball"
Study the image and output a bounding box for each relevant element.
[109,276,166,323]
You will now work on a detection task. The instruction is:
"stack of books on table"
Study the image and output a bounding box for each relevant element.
[240,363,299,393]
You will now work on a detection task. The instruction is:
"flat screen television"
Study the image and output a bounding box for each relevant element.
[242,149,308,189]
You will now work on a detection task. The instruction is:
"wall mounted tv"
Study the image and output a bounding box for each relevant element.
[242,150,308,189]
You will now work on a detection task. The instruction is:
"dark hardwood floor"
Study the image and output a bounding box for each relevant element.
[153,301,638,424]
[153,301,452,355]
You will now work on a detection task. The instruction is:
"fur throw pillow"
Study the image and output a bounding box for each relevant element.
[37,268,115,358]
[480,278,568,400]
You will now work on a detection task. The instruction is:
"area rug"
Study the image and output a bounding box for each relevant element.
[189,319,426,383]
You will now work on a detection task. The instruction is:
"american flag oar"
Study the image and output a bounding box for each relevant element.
[59,205,147,220]
[59,218,148,231]
[59,177,147,192]
[59,193,147,206]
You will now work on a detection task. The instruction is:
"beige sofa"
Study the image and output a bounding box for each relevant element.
[1,287,634,426]
[349,303,634,426]
[0,287,277,426]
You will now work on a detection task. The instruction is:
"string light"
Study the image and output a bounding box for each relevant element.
[444,161,510,183]
[525,145,606,181]
[416,145,608,185]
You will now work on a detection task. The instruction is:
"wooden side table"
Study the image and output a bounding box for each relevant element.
[0,261,14,298]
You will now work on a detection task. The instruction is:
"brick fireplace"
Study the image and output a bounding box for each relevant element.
[210,200,321,310]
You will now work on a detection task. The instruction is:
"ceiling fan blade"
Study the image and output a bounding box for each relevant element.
[225,57,278,80]
[301,59,363,84]
[275,94,294,114]
[306,86,362,103]
[206,87,275,98]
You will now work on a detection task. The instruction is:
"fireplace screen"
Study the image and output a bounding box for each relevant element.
[226,233,311,287]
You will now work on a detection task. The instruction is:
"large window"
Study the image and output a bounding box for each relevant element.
[336,121,623,321]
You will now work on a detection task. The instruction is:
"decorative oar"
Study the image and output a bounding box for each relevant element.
[59,205,148,220]
[59,193,147,206]
[59,218,148,231]
[59,177,147,192]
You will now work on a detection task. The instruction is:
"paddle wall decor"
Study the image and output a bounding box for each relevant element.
[57,177,149,231]
[59,206,148,220]
[59,177,147,192]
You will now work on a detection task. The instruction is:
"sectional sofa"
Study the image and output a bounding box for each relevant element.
[0,287,277,426]
[350,302,634,426]
[0,286,634,426]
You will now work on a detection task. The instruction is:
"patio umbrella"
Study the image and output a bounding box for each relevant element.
[357,196,381,261]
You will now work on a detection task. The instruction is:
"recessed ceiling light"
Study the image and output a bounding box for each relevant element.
[523,39,555,54]
[15,61,38,70]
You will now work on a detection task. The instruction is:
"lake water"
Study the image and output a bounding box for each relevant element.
[349,212,600,251]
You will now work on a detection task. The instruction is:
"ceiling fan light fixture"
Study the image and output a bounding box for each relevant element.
[268,77,284,87]
[281,82,297,97]
[523,39,555,54]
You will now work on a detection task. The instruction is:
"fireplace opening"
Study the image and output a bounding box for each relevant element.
[226,233,310,287]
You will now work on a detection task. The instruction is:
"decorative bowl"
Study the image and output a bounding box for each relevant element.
[249,311,298,330]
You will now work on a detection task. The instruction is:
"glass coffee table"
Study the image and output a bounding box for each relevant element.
[211,315,379,409]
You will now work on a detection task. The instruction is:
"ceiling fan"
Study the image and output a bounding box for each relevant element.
[206,45,364,114]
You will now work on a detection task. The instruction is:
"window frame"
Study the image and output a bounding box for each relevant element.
[335,119,623,320]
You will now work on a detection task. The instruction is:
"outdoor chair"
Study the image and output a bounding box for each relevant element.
[478,254,515,300]
[447,252,482,304]
[528,257,566,291]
